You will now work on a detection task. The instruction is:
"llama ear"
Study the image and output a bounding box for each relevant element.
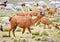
[40,11,42,14]
[40,12,45,16]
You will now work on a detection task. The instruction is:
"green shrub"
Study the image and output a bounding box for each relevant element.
[32,35,35,38]
[40,32,49,36]
[31,28,34,30]
[2,34,9,37]
[14,39,17,42]
[32,32,39,35]
[3,29,8,32]
[35,38,40,41]
[52,20,58,22]
[20,39,25,42]
[26,32,29,34]
[16,29,21,32]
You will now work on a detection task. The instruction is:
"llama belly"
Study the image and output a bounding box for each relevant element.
[17,19,32,28]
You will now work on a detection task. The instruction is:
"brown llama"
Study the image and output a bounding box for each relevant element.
[9,11,43,37]
[46,8,57,16]
[36,17,59,29]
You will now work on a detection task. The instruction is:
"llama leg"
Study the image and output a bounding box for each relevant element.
[36,20,41,26]
[36,21,40,26]
[28,27,32,37]
[9,28,12,37]
[48,25,51,29]
[20,28,25,38]
[44,24,46,29]
[22,28,26,34]
[28,27,31,33]
[12,27,16,37]
[9,24,16,37]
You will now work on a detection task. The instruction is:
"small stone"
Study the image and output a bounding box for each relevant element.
[25,39,32,42]
[35,38,40,41]
[46,37,56,42]
[40,37,47,41]
[3,40,6,42]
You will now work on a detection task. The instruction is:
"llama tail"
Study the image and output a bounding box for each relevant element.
[9,17,12,21]
[0,25,3,32]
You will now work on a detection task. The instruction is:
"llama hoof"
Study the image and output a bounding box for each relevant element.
[9,35,10,37]
[20,36,23,38]
[9,36,10,37]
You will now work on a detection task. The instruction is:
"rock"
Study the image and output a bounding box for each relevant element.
[35,38,40,41]
[46,37,56,42]
[40,37,47,41]
[25,39,32,42]
[40,30,49,36]
[3,40,6,42]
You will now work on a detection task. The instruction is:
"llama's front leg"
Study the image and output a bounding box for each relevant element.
[22,28,26,34]
[44,24,46,29]
[28,27,31,33]
[28,27,32,37]
[48,25,51,29]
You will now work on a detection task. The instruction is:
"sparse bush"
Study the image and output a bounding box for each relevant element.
[32,35,35,38]
[31,28,34,30]
[32,32,39,35]
[16,29,21,32]
[14,39,17,42]
[35,38,40,41]
[2,34,9,37]
[20,39,25,42]
[3,28,8,32]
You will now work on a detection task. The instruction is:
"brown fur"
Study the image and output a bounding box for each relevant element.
[16,10,41,17]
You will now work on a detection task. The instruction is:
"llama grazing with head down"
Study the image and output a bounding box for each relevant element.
[9,11,43,37]
[36,17,59,29]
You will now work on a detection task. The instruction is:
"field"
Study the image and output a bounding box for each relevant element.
[0,8,60,42]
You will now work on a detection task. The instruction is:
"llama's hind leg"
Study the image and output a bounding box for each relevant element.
[22,28,26,34]
[12,27,16,37]
[9,24,17,37]
[9,28,13,37]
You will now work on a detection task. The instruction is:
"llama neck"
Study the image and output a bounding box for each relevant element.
[32,16,42,25]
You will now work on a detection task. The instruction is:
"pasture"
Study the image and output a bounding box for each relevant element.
[0,1,60,42]
[0,8,60,42]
